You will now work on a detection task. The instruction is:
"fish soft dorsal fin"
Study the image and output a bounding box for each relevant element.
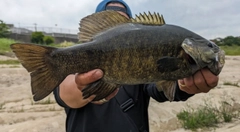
[78,10,130,42]
[131,12,165,25]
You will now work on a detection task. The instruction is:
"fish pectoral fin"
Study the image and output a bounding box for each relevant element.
[155,80,177,102]
[82,79,118,101]
[157,56,181,72]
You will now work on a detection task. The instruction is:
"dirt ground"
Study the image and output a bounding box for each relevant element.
[0,55,240,132]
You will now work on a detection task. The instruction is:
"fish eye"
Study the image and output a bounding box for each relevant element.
[207,42,213,48]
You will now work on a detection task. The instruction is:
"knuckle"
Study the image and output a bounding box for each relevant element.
[194,77,204,85]
[207,77,219,88]
[202,88,210,93]
[186,81,195,87]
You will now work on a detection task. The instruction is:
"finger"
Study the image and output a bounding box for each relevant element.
[178,79,185,86]
[80,95,96,107]
[75,69,103,90]
[86,95,97,102]
[105,88,119,100]
[200,68,219,88]
[193,70,211,93]
[91,88,119,105]
[92,101,103,105]
[184,76,201,94]
[178,79,193,94]
[91,99,106,105]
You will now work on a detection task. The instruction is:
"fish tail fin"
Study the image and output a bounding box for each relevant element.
[10,43,62,101]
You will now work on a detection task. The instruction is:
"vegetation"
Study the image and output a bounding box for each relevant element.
[177,105,219,130]
[212,36,240,46]
[223,81,239,87]
[0,38,16,55]
[0,20,10,38]
[31,32,56,45]
[0,60,20,65]
[211,36,240,55]
[48,41,75,47]
[177,98,240,131]
[43,35,55,45]
[220,45,240,56]
[0,102,5,110]
[31,31,44,44]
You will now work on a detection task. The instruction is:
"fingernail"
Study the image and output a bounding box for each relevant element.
[94,70,103,79]
[87,95,96,102]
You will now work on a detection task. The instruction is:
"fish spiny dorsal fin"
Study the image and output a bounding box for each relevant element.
[131,12,165,25]
[79,10,130,43]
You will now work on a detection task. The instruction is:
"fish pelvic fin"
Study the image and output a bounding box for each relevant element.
[79,10,130,43]
[155,80,176,102]
[10,43,61,101]
[131,12,165,25]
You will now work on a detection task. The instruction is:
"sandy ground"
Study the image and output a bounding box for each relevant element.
[0,55,240,132]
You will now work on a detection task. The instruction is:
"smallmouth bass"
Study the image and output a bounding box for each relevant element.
[10,11,225,101]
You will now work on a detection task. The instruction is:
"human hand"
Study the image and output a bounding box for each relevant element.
[75,69,119,105]
[178,68,219,94]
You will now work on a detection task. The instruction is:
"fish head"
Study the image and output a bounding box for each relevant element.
[181,38,225,75]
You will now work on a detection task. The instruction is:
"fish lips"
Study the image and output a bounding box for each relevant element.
[207,49,225,75]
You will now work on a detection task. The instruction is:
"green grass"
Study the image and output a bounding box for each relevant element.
[177,98,240,131]
[0,38,74,55]
[223,81,239,87]
[0,102,5,110]
[0,60,20,65]
[0,38,16,55]
[220,45,240,55]
[177,105,219,130]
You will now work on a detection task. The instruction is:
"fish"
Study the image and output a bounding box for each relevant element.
[10,11,225,102]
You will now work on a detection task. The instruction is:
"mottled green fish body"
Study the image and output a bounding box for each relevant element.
[10,11,225,101]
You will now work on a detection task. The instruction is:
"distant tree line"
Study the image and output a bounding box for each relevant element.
[0,20,11,38]
[211,36,240,46]
[31,32,55,45]
[0,20,54,44]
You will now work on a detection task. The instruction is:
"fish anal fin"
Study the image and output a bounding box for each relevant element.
[156,80,176,101]
[82,79,118,101]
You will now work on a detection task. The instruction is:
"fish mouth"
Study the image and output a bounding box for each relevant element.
[185,54,196,65]
[183,51,197,65]
[182,48,225,75]
[181,38,225,75]
[182,51,201,74]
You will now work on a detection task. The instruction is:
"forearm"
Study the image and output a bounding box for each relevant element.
[144,83,194,102]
